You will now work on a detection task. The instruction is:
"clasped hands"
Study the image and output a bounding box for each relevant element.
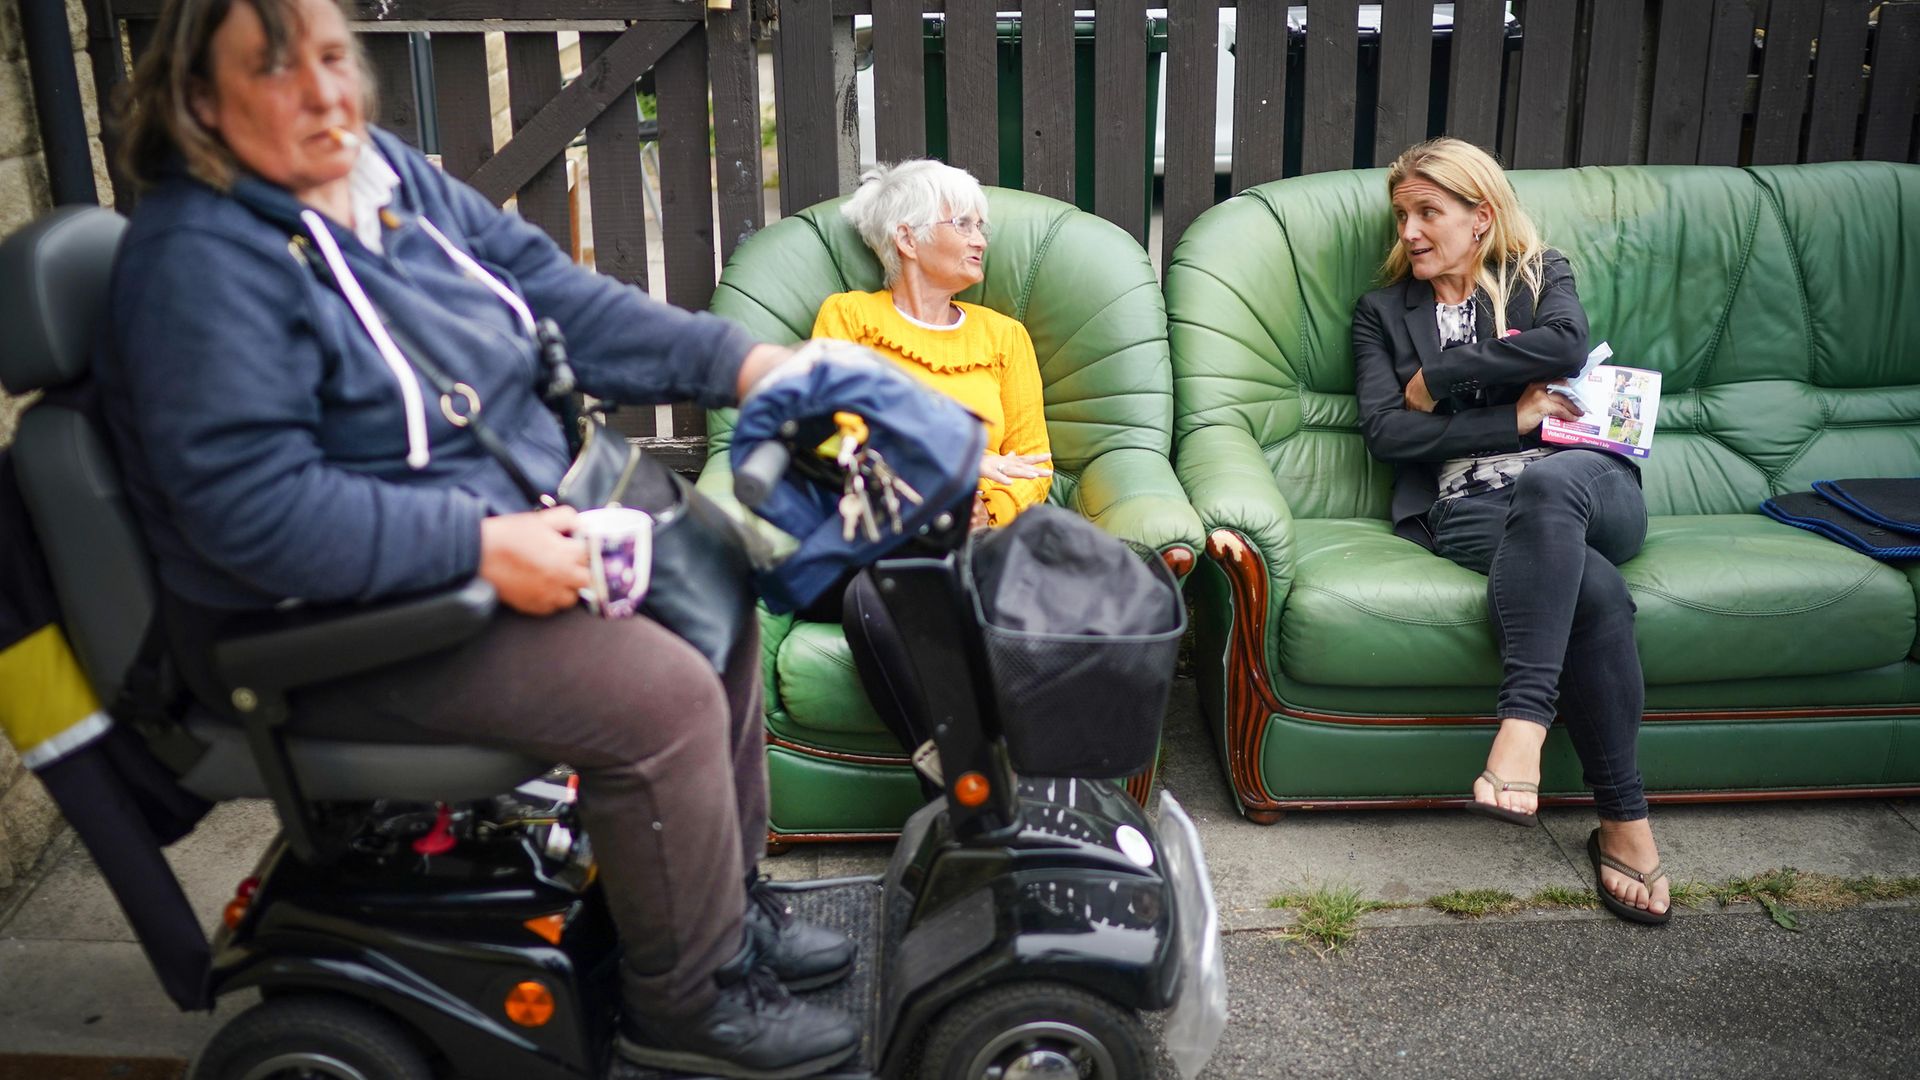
[1403,369,1583,434]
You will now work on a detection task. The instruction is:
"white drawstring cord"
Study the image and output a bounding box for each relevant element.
[414,216,539,338]
[300,209,432,470]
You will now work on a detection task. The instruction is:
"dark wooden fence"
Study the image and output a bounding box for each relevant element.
[70,0,1920,440]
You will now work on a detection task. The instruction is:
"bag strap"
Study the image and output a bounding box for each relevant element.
[108,616,206,777]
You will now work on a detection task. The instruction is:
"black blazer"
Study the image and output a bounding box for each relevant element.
[1351,250,1592,548]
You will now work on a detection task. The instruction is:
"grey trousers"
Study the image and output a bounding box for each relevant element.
[290,608,766,1015]
[1428,449,1650,820]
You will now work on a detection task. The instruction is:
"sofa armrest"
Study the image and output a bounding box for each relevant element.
[1074,448,1207,577]
[1175,425,1296,618]
[696,447,801,560]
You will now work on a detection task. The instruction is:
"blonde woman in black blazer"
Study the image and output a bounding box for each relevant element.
[1351,138,1670,925]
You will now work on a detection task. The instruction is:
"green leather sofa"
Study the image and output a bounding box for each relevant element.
[1167,161,1920,821]
[701,188,1205,844]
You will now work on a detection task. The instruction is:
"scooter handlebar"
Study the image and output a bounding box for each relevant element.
[733,440,791,509]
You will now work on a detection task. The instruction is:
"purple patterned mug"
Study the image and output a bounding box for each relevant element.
[577,507,653,619]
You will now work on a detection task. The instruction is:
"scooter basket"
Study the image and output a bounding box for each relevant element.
[968,545,1185,779]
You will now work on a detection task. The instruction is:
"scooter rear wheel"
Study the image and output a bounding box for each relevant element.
[921,980,1147,1080]
[190,994,434,1080]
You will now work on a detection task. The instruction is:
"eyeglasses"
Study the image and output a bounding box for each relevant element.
[930,215,992,239]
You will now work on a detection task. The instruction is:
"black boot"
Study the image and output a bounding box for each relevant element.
[747,871,857,990]
[616,936,860,1079]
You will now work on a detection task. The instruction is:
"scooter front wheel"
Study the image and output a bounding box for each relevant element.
[921,980,1148,1080]
[190,994,434,1080]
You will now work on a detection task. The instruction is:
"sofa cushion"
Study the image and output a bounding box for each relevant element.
[1281,515,1915,691]
[769,621,899,755]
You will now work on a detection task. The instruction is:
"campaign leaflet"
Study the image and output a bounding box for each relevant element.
[1541,342,1660,459]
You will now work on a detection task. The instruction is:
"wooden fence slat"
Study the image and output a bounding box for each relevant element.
[1576,0,1644,165]
[708,0,764,262]
[1021,0,1075,201]
[1372,0,1432,167]
[944,0,1001,185]
[773,0,839,215]
[1804,0,1874,161]
[872,0,927,162]
[1445,0,1505,148]
[1645,0,1715,164]
[362,32,421,147]
[1752,0,1822,164]
[505,33,570,248]
[580,32,649,291]
[475,23,690,204]
[1162,0,1220,276]
[1229,0,1288,187]
[1510,0,1577,168]
[429,32,494,181]
[656,21,714,436]
[1697,0,1756,165]
[1862,1,1920,161]
[1094,0,1149,242]
[1302,0,1359,174]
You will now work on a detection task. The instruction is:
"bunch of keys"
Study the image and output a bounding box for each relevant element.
[824,412,924,542]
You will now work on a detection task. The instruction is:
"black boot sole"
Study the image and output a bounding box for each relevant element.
[780,954,856,992]
[614,1034,858,1080]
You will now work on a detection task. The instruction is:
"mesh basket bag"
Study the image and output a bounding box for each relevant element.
[966,507,1186,777]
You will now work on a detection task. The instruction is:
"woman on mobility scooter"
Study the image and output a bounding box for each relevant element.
[98,0,857,1075]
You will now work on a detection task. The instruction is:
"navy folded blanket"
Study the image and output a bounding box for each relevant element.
[1812,478,1920,536]
[1760,491,1920,561]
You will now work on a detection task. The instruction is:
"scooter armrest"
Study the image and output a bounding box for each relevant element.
[212,578,499,698]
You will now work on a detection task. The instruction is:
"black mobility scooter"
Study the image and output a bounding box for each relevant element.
[0,207,1225,1080]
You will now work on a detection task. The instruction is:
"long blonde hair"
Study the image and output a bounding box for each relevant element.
[1380,138,1547,337]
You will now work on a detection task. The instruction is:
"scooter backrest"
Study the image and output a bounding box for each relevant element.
[0,207,156,705]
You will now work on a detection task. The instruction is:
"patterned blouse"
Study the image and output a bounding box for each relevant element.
[1433,296,1550,501]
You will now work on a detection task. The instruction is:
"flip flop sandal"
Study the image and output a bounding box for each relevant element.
[1465,768,1539,827]
[1587,828,1673,926]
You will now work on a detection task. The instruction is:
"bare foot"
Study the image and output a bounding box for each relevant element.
[1596,818,1671,916]
[1473,718,1547,816]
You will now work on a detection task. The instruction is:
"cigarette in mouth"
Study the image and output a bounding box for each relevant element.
[326,127,359,150]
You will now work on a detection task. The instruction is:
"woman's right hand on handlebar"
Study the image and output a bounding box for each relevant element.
[480,507,590,616]
[1516,382,1584,435]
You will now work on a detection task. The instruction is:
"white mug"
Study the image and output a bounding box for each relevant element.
[576,507,653,618]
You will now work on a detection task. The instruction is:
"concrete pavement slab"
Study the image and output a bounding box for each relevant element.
[0,940,253,1060]
[1538,798,1920,886]
[4,801,275,943]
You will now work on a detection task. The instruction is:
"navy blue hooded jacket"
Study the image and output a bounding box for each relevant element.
[97,129,759,611]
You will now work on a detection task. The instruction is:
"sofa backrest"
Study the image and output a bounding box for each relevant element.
[1167,161,1920,519]
[706,187,1171,508]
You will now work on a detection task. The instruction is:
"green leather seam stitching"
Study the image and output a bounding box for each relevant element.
[793,211,856,296]
[1291,582,1488,627]
[1625,566,1881,617]
[1749,175,1819,388]
[1693,180,1764,388]
[1012,209,1072,323]
[1683,425,1778,494]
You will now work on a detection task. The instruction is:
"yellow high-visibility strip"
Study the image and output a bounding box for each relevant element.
[0,624,110,767]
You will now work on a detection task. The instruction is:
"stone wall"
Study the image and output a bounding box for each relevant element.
[0,0,106,891]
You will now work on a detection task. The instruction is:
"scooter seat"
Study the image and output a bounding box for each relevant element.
[175,708,548,803]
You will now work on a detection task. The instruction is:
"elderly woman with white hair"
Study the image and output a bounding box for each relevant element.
[814,160,1053,531]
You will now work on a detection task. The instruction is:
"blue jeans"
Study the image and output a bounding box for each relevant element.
[1428,450,1650,821]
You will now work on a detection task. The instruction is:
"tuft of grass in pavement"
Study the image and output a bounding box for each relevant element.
[1268,885,1411,953]
[1667,880,1713,909]
[1429,888,1523,917]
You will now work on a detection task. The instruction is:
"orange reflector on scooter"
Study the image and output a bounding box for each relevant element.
[505,981,556,1027]
[954,772,990,807]
[221,896,249,930]
[523,912,567,945]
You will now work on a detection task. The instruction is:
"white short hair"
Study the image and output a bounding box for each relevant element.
[840,160,990,285]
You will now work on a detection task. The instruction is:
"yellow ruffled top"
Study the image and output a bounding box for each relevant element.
[812,290,1052,525]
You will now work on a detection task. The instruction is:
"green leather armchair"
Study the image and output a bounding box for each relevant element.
[1167,161,1920,821]
[702,188,1204,844]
